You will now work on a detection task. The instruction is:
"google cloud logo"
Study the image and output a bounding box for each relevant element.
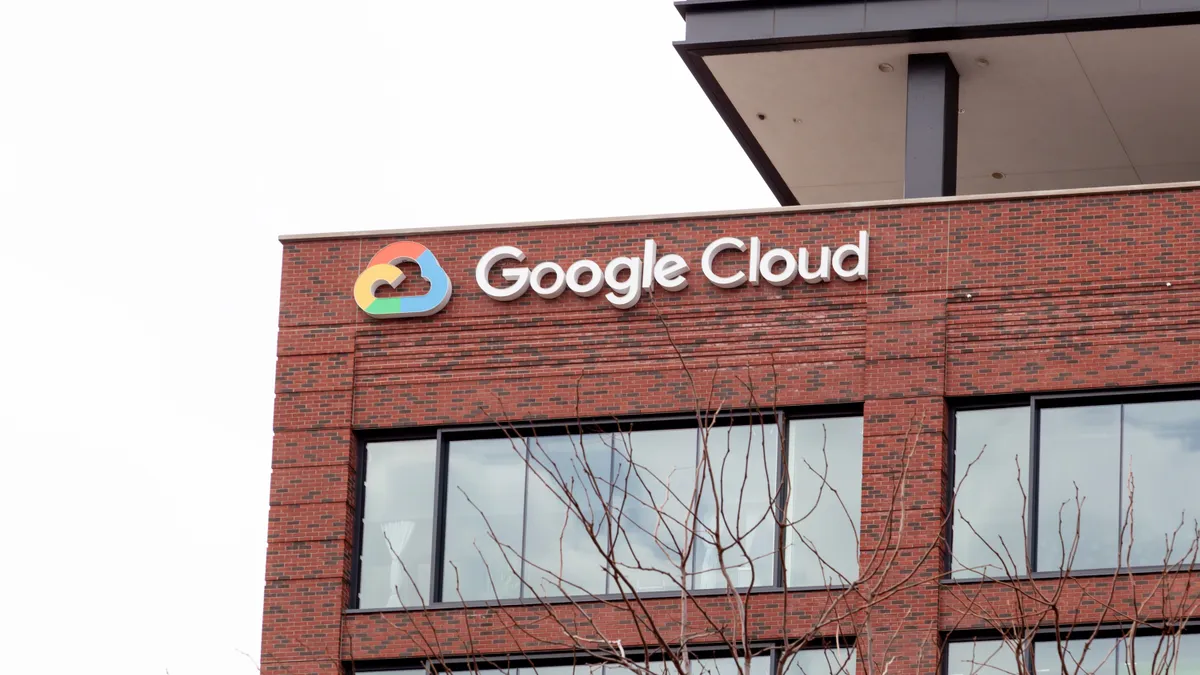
[353,242,453,318]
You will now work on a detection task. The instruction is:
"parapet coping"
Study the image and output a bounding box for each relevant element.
[278,180,1200,242]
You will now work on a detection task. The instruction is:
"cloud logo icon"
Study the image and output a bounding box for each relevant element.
[354,242,453,318]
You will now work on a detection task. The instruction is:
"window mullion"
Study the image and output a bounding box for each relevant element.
[1029,397,1042,573]
[775,412,788,589]
[519,436,532,599]
[432,430,450,604]
[1118,404,1127,570]
[690,423,702,589]
[605,431,617,597]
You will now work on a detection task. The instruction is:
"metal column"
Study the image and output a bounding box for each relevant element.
[905,53,959,198]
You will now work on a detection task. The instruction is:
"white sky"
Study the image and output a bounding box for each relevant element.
[0,2,772,673]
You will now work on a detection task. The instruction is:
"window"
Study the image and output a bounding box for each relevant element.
[951,391,1200,578]
[357,411,863,609]
[363,649,852,675]
[444,437,528,601]
[946,633,1199,675]
[359,439,438,609]
[786,417,863,587]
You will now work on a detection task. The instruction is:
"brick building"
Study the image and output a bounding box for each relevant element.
[265,5,1200,675]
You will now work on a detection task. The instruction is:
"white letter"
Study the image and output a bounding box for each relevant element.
[530,261,567,298]
[604,257,643,309]
[477,246,531,300]
[641,239,657,290]
[797,246,831,284]
[832,231,869,281]
[702,237,747,289]
[759,248,798,286]
[654,254,690,292]
[566,259,604,297]
[748,236,762,286]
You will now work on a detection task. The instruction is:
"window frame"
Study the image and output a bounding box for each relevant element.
[350,404,863,611]
[946,385,1200,581]
[941,623,1200,675]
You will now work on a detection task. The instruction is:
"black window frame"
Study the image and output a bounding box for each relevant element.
[350,404,863,611]
[946,385,1200,581]
[941,622,1200,675]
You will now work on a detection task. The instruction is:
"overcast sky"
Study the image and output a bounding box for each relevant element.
[0,2,772,674]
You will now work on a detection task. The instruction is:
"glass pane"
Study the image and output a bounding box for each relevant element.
[607,660,675,675]
[1122,400,1200,568]
[529,666,586,675]
[1035,637,1118,675]
[693,422,780,590]
[952,407,1031,578]
[610,427,698,593]
[444,437,528,601]
[359,439,437,609]
[784,648,856,675]
[1038,405,1121,572]
[946,641,1020,675]
[786,416,863,587]
[696,656,772,675]
[1122,633,1199,675]
[524,432,613,597]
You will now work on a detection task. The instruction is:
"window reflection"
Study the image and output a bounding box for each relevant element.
[1121,634,1200,675]
[952,407,1030,579]
[361,414,865,608]
[1034,636,1119,674]
[783,648,856,675]
[444,437,528,601]
[610,427,698,593]
[696,656,774,675]
[524,433,614,597]
[360,439,438,609]
[953,395,1200,576]
[945,640,1020,675]
[951,623,1199,674]
[694,423,780,590]
[1122,400,1200,568]
[787,417,863,587]
[1039,405,1122,572]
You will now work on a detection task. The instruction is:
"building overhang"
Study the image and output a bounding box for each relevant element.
[675,1,1200,205]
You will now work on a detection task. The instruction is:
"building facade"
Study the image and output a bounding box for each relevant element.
[265,5,1200,675]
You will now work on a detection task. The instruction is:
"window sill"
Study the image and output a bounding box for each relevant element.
[346,582,852,614]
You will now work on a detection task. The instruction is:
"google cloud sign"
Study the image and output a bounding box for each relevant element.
[354,232,868,318]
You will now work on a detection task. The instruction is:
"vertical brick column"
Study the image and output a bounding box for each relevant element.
[263,241,363,675]
[857,205,951,675]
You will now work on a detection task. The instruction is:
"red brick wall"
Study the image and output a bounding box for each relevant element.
[264,187,1200,675]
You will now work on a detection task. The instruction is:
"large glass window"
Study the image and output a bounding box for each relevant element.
[945,639,1020,675]
[358,412,863,609]
[786,417,864,587]
[443,437,528,602]
[952,393,1200,578]
[783,647,856,675]
[952,407,1031,578]
[611,427,702,593]
[1037,405,1121,571]
[367,650,850,675]
[947,634,1198,675]
[693,423,780,590]
[358,439,438,609]
[524,433,613,597]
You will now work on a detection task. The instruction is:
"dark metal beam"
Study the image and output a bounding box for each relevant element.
[905,52,959,199]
